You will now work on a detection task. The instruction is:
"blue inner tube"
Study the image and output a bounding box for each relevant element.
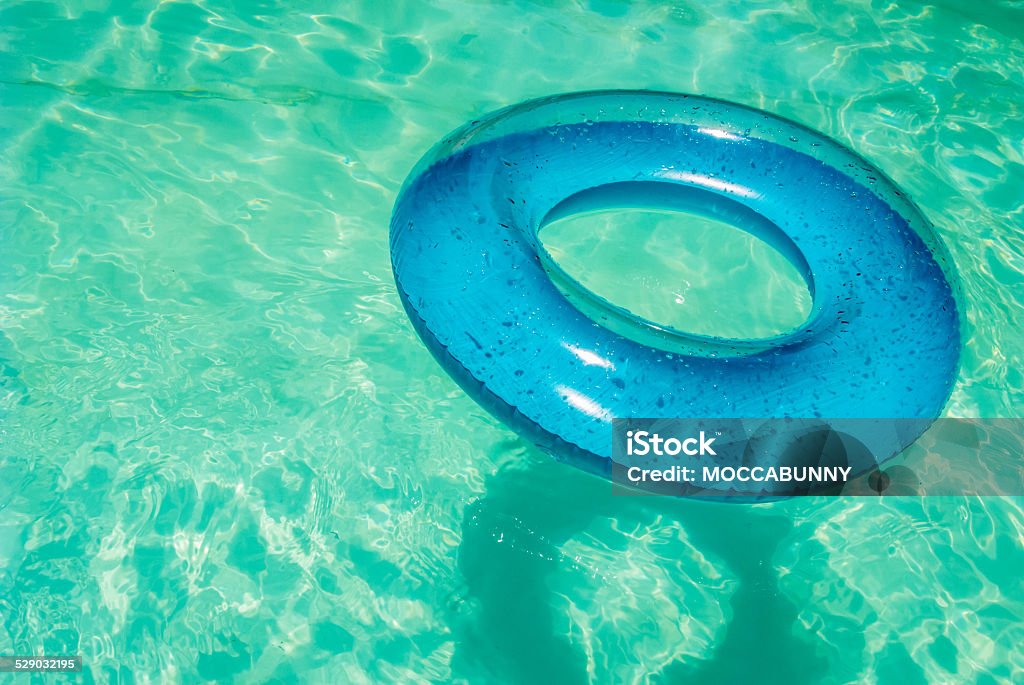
[390,91,961,480]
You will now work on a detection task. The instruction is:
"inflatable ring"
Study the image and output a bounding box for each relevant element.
[390,91,961,478]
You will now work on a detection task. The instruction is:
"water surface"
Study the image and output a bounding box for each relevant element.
[1,1,1022,683]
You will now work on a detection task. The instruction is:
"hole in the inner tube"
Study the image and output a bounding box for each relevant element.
[537,181,814,347]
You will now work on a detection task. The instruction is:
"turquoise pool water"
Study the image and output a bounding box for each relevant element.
[1,1,1023,683]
